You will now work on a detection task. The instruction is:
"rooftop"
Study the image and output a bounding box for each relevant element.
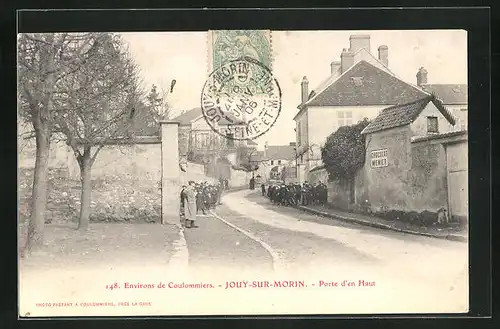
[171,107,244,126]
[361,95,456,135]
[420,84,468,105]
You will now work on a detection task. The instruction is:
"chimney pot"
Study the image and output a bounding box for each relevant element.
[340,50,354,74]
[349,34,371,53]
[330,61,341,74]
[301,76,309,105]
[378,45,389,67]
[416,67,428,86]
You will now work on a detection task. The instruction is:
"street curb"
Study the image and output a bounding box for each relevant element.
[166,224,189,273]
[297,206,467,243]
[209,209,286,275]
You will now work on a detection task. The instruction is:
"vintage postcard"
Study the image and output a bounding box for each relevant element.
[18,29,469,317]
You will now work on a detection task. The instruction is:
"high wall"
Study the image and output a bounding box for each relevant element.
[18,137,70,170]
[67,141,162,181]
[314,125,450,214]
[361,125,448,213]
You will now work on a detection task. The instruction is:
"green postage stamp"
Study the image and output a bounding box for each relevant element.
[208,30,273,73]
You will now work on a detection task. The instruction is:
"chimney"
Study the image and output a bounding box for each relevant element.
[301,76,309,105]
[349,34,371,53]
[416,67,428,86]
[378,45,388,67]
[330,61,341,74]
[340,49,354,73]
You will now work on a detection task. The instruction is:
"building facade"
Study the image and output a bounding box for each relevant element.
[294,34,430,180]
[312,95,467,223]
[295,34,468,182]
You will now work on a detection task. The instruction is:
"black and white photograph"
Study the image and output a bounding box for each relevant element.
[18,27,469,316]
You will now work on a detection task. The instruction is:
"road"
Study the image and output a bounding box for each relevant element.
[182,189,469,315]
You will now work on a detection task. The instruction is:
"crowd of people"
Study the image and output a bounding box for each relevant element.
[262,181,328,207]
[180,180,224,228]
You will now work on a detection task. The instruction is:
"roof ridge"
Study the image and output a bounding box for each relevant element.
[380,95,432,112]
[302,60,370,107]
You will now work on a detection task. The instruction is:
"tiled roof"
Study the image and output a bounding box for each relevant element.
[172,108,203,125]
[361,95,456,135]
[172,107,244,126]
[264,145,296,161]
[302,61,428,108]
[249,150,265,162]
[420,84,468,105]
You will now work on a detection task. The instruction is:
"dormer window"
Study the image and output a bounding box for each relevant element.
[351,77,364,87]
[427,116,439,134]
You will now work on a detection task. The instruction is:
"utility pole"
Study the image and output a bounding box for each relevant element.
[294,146,300,183]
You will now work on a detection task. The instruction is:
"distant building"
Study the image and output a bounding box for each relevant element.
[172,107,256,155]
[252,142,297,181]
[172,107,258,179]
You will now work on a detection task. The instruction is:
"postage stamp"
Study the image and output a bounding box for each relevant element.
[208,30,273,74]
[201,56,282,141]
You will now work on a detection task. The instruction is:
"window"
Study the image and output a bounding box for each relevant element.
[337,111,353,127]
[427,116,439,133]
[197,133,209,148]
[278,160,282,165]
[226,133,234,147]
[270,160,274,165]
[370,148,388,168]
[300,155,303,163]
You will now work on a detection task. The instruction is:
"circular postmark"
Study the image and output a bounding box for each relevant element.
[201,56,282,141]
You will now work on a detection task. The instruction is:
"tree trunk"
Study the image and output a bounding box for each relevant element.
[26,127,51,253]
[77,148,92,231]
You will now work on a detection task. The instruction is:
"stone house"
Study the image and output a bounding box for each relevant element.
[315,95,468,223]
[294,34,429,182]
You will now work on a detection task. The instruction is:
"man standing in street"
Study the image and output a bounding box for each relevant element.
[179,185,187,226]
[184,181,198,228]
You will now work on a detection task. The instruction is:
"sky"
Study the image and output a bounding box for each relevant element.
[121,30,467,150]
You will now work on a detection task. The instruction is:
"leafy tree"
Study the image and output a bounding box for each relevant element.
[18,33,102,252]
[51,33,143,231]
[321,118,370,185]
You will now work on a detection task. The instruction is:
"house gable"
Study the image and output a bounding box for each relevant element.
[306,61,428,108]
[361,95,456,135]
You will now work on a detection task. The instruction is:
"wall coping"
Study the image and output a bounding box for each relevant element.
[159,120,180,125]
[410,130,468,145]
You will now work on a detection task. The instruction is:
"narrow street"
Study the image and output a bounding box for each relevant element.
[182,189,469,314]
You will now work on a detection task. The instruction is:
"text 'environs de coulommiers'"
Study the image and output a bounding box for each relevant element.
[109,280,376,290]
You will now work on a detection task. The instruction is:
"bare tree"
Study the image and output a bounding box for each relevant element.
[18,33,100,252]
[51,33,143,231]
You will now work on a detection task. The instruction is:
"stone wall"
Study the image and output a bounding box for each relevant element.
[313,126,451,214]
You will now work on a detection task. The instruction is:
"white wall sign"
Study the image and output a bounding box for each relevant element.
[370,148,388,168]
